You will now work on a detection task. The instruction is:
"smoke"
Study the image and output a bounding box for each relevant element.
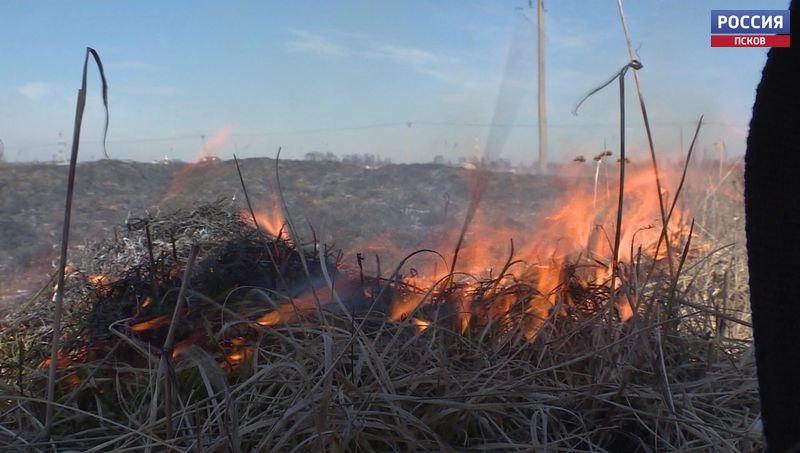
[450,13,536,274]
[483,14,536,163]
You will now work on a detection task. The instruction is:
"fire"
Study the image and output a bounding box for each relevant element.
[373,164,688,339]
[29,158,695,387]
[105,162,689,366]
[243,203,285,238]
[198,125,231,162]
[87,274,110,286]
[224,337,251,369]
[130,314,171,332]
[255,288,325,326]
[85,273,114,297]
[159,125,232,205]
[51,265,78,296]
[171,330,207,358]
[616,293,634,323]
[38,354,72,370]
[388,292,426,322]
[255,308,291,327]
[409,317,431,332]
[38,352,82,390]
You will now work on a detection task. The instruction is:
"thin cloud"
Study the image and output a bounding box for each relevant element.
[365,40,466,85]
[364,42,439,66]
[17,82,53,100]
[283,28,465,85]
[284,29,349,57]
[119,86,186,97]
[415,66,482,89]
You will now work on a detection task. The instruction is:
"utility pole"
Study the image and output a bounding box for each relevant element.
[536,0,548,174]
[406,122,412,160]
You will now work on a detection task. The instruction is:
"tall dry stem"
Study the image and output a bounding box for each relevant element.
[44,47,108,440]
[614,0,675,276]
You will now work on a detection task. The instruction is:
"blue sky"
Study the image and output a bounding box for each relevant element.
[0,0,788,164]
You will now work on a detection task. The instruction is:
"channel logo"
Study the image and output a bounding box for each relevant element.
[710,10,790,48]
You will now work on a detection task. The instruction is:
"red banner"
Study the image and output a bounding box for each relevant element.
[711,35,791,47]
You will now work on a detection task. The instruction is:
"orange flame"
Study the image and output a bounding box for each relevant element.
[409,317,431,332]
[243,204,285,237]
[198,125,231,162]
[255,288,325,326]
[37,352,82,389]
[171,330,207,358]
[159,125,232,205]
[130,314,171,332]
[224,337,251,369]
[38,354,72,370]
[374,164,688,339]
[87,274,110,286]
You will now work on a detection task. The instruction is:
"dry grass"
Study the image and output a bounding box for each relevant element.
[0,307,762,451]
[0,176,761,452]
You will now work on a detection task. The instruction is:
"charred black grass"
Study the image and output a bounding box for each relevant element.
[0,200,761,452]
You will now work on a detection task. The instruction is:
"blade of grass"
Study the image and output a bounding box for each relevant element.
[44,47,108,440]
[572,59,641,320]
[665,117,703,231]
[608,68,627,316]
[274,147,325,320]
[615,0,674,277]
[159,244,199,440]
[667,219,695,319]
[641,116,703,324]
[233,154,291,295]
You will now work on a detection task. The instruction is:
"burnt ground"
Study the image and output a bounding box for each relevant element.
[0,158,568,308]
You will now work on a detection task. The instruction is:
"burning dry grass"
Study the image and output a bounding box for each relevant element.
[0,179,761,451]
[0,309,762,451]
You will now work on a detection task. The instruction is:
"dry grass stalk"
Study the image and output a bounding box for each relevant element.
[158,244,199,440]
[275,147,326,320]
[233,153,291,295]
[571,59,642,320]
[0,183,759,451]
[44,47,108,440]
[615,0,676,277]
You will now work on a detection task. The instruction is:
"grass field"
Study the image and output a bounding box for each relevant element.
[0,156,759,452]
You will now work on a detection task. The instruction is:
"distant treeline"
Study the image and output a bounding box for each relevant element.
[303,151,519,170]
[304,151,392,167]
